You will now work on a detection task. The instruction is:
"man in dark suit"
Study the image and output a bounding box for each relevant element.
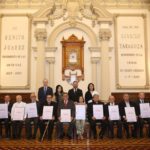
[39,94,57,141]
[87,93,107,139]
[105,95,122,139]
[0,95,13,139]
[38,79,53,104]
[136,92,150,138]
[119,93,138,138]
[57,93,75,139]
[25,93,40,140]
[68,81,83,103]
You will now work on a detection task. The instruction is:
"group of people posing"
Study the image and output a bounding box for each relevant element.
[0,79,150,141]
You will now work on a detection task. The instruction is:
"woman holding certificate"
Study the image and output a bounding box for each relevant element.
[75,96,86,140]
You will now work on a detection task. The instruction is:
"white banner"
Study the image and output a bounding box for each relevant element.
[115,15,148,89]
[12,107,25,121]
[93,105,104,120]
[76,105,86,120]
[0,16,30,89]
[125,107,137,122]
[42,106,53,120]
[140,103,150,118]
[26,103,38,118]
[61,109,71,122]
[0,104,8,119]
[108,105,120,121]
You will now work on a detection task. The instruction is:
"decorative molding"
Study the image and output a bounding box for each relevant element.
[34,28,47,41]
[48,21,98,47]
[32,46,57,52]
[0,0,149,9]
[89,47,101,53]
[99,29,112,41]
[46,47,57,52]
[46,57,55,64]
[33,0,113,27]
[91,57,100,64]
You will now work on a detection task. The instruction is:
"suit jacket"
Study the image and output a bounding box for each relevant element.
[7,102,13,119]
[38,86,53,103]
[105,102,121,118]
[135,99,149,116]
[119,101,138,119]
[85,91,93,104]
[39,101,57,119]
[68,88,83,102]
[87,101,106,120]
[57,100,75,118]
[8,102,13,114]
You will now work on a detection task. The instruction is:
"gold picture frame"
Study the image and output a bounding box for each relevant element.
[61,34,85,81]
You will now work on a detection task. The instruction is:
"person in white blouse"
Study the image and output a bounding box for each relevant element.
[11,95,26,139]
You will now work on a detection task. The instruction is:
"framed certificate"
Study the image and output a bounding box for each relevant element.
[12,107,25,121]
[26,103,38,118]
[61,109,71,122]
[108,105,120,121]
[140,103,150,118]
[42,106,53,120]
[0,104,8,119]
[125,107,137,122]
[76,105,86,120]
[93,105,104,120]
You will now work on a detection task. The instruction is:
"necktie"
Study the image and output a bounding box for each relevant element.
[44,87,47,95]
[64,100,67,107]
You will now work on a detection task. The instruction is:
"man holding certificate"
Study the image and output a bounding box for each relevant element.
[87,93,107,139]
[25,93,40,140]
[105,95,122,139]
[136,92,150,138]
[57,93,75,139]
[39,94,57,141]
[11,95,26,139]
[119,94,138,138]
[0,95,13,139]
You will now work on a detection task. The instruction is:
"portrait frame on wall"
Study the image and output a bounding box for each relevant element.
[61,34,85,82]
[114,14,149,89]
[0,14,31,90]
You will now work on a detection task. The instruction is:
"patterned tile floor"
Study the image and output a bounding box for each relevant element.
[0,138,150,150]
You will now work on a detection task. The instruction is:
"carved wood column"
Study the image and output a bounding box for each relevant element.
[34,28,47,91]
[99,29,112,101]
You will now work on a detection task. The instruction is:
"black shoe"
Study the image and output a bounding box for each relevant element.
[67,134,72,139]
[109,135,114,139]
[99,135,103,139]
[117,135,122,139]
[47,137,52,141]
[93,135,97,139]
[58,135,64,139]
